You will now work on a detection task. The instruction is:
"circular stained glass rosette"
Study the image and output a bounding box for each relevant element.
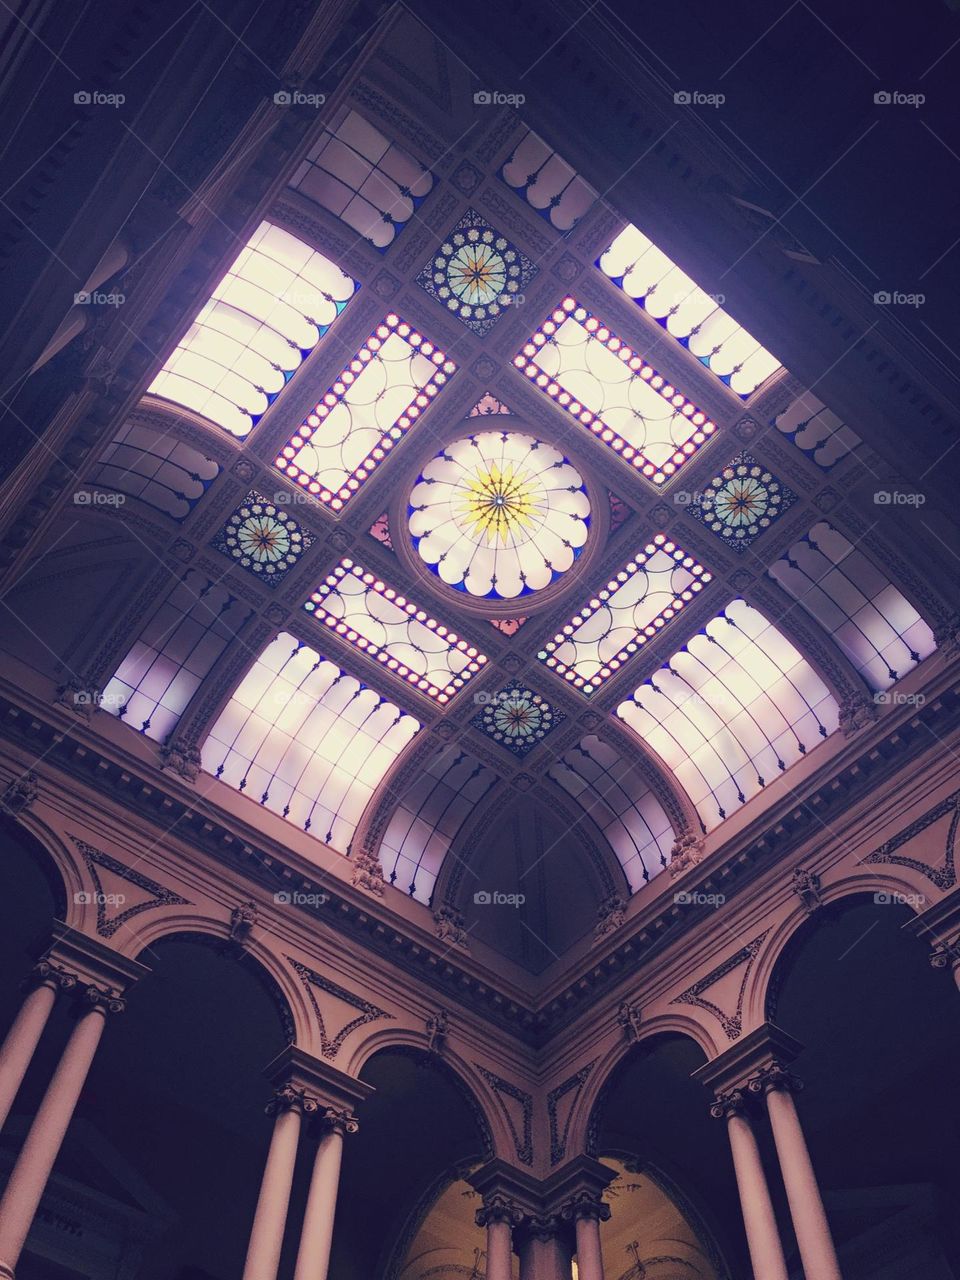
[223,501,302,576]
[705,462,785,542]
[433,228,522,324]
[407,431,591,600]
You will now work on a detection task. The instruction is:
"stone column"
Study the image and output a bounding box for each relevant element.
[0,985,124,1280]
[476,1194,520,1280]
[0,963,75,1132]
[563,1193,609,1280]
[711,1089,789,1280]
[751,1067,842,1280]
[515,1215,573,1280]
[241,1084,315,1280]
[292,1108,358,1280]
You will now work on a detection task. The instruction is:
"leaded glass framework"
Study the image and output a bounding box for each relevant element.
[548,735,675,890]
[289,109,433,249]
[499,129,596,232]
[537,535,711,695]
[201,633,421,850]
[407,430,591,601]
[148,222,358,438]
[101,572,255,743]
[274,315,456,510]
[303,559,487,703]
[598,223,782,397]
[769,522,936,691]
[378,747,499,903]
[89,420,219,520]
[616,599,839,829]
[516,299,717,485]
[772,392,862,469]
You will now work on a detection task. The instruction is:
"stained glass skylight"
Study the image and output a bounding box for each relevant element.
[275,315,456,510]
[772,391,862,469]
[89,420,219,521]
[685,452,797,553]
[201,633,420,850]
[500,129,596,232]
[538,535,711,696]
[211,491,314,587]
[379,747,499,903]
[548,735,675,890]
[407,430,591,600]
[769,522,936,691]
[471,679,565,758]
[416,208,537,336]
[148,222,357,438]
[616,599,839,829]
[516,299,717,485]
[101,572,254,742]
[303,559,487,703]
[289,109,432,249]
[598,223,782,397]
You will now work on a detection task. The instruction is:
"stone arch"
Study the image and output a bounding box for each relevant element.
[744,870,932,1032]
[0,810,77,924]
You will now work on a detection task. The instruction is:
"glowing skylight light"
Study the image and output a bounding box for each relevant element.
[616,599,839,829]
[304,559,487,703]
[101,572,254,742]
[515,299,717,485]
[89,420,219,520]
[548,735,675,890]
[379,747,499,903]
[148,222,357,437]
[274,315,456,510]
[201,634,420,850]
[408,430,591,600]
[289,109,433,249]
[537,534,711,695]
[599,224,782,397]
[500,129,596,232]
[769,522,936,691]
[772,391,861,469]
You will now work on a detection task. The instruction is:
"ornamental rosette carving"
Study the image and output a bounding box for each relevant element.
[350,849,385,897]
[668,834,705,878]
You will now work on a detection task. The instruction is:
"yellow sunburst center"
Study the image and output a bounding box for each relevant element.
[454,463,539,545]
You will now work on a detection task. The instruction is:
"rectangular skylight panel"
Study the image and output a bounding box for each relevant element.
[304,558,487,703]
[537,534,711,695]
[275,315,456,511]
[516,299,717,485]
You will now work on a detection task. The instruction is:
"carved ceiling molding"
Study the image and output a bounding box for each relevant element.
[670,932,769,1041]
[475,1064,534,1165]
[70,836,190,939]
[863,788,959,891]
[288,957,393,1059]
[547,1059,597,1165]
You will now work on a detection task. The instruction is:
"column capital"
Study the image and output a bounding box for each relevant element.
[475,1192,523,1230]
[560,1189,611,1224]
[263,1045,375,1118]
[22,959,78,996]
[692,1022,803,1096]
[709,1087,751,1120]
[747,1063,803,1097]
[315,1106,359,1138]
[43,922,150,995]
[514,1212,570,1249]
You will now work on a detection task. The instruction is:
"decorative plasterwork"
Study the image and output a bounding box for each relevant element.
[547,1060,596,1165]
[70,837,189,939]
[671,933,769,1040]
[475,1065,534,1165]
[863,789,959,891]
[288,958,393,1059]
